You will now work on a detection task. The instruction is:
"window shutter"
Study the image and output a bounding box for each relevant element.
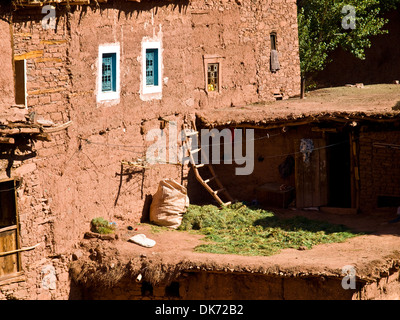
[102,53,114,92]
[146,49,158,86]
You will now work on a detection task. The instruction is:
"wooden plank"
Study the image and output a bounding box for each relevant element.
[14,50,43,61]
[0,127,41,135]
[15,59,26,106]
[318,139,328,206]
[0,230,18,278]
[42,120,72,133]
[0,137,15,144]
[34,57,62,63]
[295,139,304,208]
[295,139,328,208]
[0,271,25,286]
[40,40,68,45]
[0,243,40,257]
[0,226,17,234]
[27,87,65,96]
[303,150,313,207]
[312,139,321,206]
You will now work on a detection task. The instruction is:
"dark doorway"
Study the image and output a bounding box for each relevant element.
[326,132,352,208]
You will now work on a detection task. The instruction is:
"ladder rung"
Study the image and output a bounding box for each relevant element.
[185,130,198,137]
[204,176,216,184]
[195,163,205,168]
[190,148,201,154]
[213,188,225,194]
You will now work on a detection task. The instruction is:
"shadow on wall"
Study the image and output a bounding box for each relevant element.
[2,0,190,30]
[186,166,217,206]
[312,9,400,88]
[71,0,190,25]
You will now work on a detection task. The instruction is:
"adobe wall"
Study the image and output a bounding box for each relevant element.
[78,269,400,300]
[200,125,323,206]
[359,130,400,212]
[0,17,14,107]
[0,0,301,300]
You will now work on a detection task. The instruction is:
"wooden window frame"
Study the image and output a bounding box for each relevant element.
[97,44,120,102]
[142,41,162,95]
[0,178,24,285]
[270,32,277,51]
[203,54,223,95]
[14,59,27,107]
[145,48,159,87]
[101,53,116,92]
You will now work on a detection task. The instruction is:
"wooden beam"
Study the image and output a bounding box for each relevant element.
[0,243,40,258]
[373,142,400,150]
[0,272,26,286]
[0,127,41,135]
[0,137,15,144]
[0,225,17,234]
[14,50,43,61]
[42,120,72,133]
[14,0,92,6]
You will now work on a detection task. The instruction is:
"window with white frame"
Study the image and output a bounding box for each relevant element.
[142,41,162,95]
[97,44,120,102]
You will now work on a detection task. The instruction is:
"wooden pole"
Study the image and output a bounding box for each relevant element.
[0,243,40,257]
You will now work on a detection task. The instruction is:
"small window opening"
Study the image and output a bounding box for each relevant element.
[15,59,26,106]
[207,63,219,92]
[270,32,277,51]
[270,32,280,73]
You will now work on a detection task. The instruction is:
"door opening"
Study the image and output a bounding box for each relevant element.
[326,132,352,208]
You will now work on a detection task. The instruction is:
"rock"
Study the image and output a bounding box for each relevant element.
[72,250,83,261]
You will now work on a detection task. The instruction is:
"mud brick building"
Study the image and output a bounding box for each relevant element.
[197,86,400,215]
[0,0,301,299]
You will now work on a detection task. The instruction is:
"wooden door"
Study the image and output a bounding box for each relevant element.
[0,179,21,280]
[0,226,19,277]
[295,139,328,208]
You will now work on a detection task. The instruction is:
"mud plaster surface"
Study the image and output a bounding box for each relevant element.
[73,207,400,285]
[197,84,400,126]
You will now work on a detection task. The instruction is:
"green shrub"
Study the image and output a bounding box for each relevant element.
[90,217,115,234]
[178,203,361,256]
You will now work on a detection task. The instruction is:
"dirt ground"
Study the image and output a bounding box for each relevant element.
[74,206,400,285]
[197,84,400,126]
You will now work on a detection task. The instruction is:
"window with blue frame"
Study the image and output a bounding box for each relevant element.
[145,48,158,87]
[102,53,117,92]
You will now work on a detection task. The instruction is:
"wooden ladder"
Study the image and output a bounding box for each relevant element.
[182,121,234,207]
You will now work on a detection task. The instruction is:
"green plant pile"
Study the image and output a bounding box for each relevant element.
[177,203,361,256]
[90,217,115,234]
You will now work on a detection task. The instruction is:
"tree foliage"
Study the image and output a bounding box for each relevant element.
[297,0,399,77]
